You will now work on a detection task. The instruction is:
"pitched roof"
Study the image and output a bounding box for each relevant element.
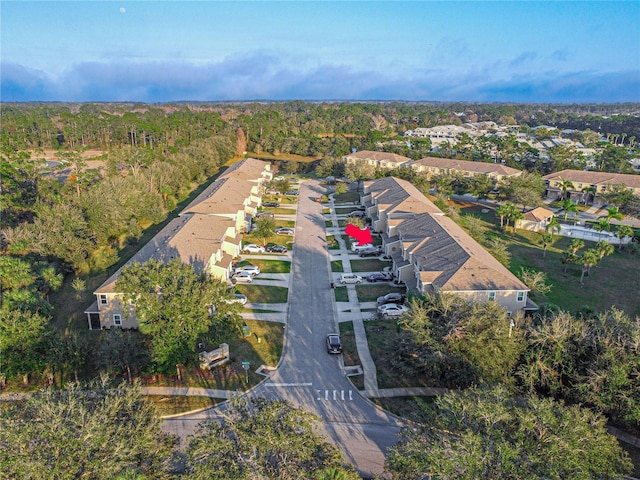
[365,176,441,215]
[396,212,528,293]
[95,214,236,294]
[544,169,640,189]
[523,207,554,222]
[345,150,411,164]
[410,157,521,176]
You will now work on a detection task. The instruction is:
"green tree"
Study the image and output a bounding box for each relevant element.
[579,249,600,284]
[253,215,276,245]
[97,328,150,382]
[545,215,562,237]
[186,397,359,479]
[518,267,551,297]
[600,184,634,210]
[615,224,635,250]
[560,199,579,220]
[500,172,545,211]
[386,386,633,480]
[600,206,624,225]
[116,259,239,374]
[538,232,554,257]
[495,203,511,230]
[0,377,176,479]
[595,239,615,263]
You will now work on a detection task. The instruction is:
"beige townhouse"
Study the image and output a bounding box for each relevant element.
[544,169,640,204]
[343,150,412,169]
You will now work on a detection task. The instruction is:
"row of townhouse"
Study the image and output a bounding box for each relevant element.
[84,158,273,330]
[343,150,522,184]
[361,177,536,315]
[543,169,640,204]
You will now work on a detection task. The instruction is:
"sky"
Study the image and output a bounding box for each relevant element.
[1,1,639,103]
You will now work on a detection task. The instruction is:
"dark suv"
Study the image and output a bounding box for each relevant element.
[376,292,406,306]
[326,334,342,354]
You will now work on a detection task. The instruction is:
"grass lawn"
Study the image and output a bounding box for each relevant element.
[334,287,349,302]
[338,322,365,390]
[236,259,291,274]
[371,396,436,424]
[350,259,386,272]
[233,285,289,303]
[334,192,360,203]
[356,284,406,302]
[457,203,640,317]
[331,260,344,272]
[327,235,339,249]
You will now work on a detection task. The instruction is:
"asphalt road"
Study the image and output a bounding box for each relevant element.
[163,179,404,478]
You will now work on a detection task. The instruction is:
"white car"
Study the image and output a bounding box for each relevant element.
[233,271,253,283]
[351,242,374,252]
[223,293,248,305]
[243,244,265,253]
[378,303,409,317]
[275,227,295,236]
[237,265,260,276]
[339,273,363,284]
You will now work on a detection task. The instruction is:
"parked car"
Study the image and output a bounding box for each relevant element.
[223,293,248,305]
[232,271,253,283]
[262,201,280,208]
[348,210,366,218]
[326,334,343,354]
[255,211,274,218]
[367,272,393,282]
[376,292,406,306]
[378,303,409,317]
[285,190,299,196]
[351,242,374,252]
[236,264,260,276]
[242,244,265,253]
[358,247,382,257]
[275,227,295,236]
[265,243,288,253]
[339,273,363,284]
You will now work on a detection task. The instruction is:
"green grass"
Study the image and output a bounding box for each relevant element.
[457,203,640,317]
[371,396,436,424]
[233,285,289,303]
[143,395,221,416]
[242,259,291,274]
[334,191,360,203]
[331,260,344,272]
[333,287,349,302]
[350,259,386,272]
[356,285,406,302]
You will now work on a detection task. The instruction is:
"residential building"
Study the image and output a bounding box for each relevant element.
[515,207,555,232]
[362,177,534,314]
[543,169,640,204]
[84,158,272,330]
[343,150,411,169]
[407,156,522,184]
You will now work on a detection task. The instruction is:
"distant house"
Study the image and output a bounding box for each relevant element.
[407,156,522,184]
[362,177,534,315]
[543,169,640,204]
[343,150,411,169]
[84,158,272,330]
[516,207,555,232]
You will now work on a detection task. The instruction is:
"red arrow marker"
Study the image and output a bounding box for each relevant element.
[345,224,373,246]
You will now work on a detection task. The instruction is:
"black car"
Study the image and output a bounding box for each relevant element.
[376,292,406,306]
[326,334,342,354]
[359,247,382,257]
[265,243,288,253]
[263,201,279,207]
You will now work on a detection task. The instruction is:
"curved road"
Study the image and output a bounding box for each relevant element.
[164,179,404,477]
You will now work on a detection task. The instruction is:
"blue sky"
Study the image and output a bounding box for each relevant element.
[2,1,639,102]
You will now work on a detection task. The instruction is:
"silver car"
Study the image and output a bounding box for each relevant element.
[339,273,363,284]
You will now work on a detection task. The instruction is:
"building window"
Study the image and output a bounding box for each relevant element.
[488,291,496,301]
[99,294,108,305]
[113,314,122,326]
[517,291,525,302]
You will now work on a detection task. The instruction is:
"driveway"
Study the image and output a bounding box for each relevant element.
[163,179,403,478]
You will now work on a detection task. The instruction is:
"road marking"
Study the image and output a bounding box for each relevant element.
[264,382,312,387]
[349,390,353,400]
[317,390,354,402]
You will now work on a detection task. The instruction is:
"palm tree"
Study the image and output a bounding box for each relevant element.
[539,233,554,258]
[558,179,575,201]
[568,238,584,254]
[562,251,578,273]
[593,218,612,233]
[545,215,562,237]
[601,206,624,225]
[496,204,511,230]
[510,209,524,233]
[579,249,599,284]
[561,199,579,221]
[615,225,634,251]
[595,240,614,263]
[580,185,596,205]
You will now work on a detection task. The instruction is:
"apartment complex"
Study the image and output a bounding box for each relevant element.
[544,169,640,204]
[85,158,272,330]
[343,150,412,169]
[361,177,535,315]
[407,156,522,184]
